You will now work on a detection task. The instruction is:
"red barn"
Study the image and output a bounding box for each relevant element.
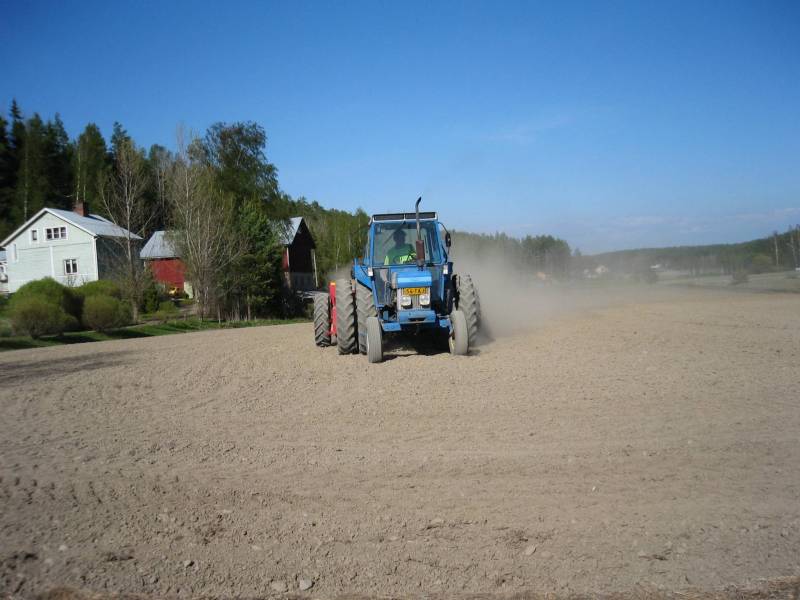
[280,217,318,291]
[139,231,192,297]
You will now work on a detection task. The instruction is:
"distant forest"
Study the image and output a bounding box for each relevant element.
[589,227,800,276]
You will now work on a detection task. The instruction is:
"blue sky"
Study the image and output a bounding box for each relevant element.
[2,1,799,252]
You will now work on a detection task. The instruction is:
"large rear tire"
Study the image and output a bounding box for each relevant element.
[313,293,331,347]
[366,316,383,363]
[456,274,481,347]
[335,279,358,354]
[356,282,378,354]
[449,309,469,356]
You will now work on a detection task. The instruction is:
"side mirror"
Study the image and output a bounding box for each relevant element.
[415,239,426,264]
[445,232,452,248]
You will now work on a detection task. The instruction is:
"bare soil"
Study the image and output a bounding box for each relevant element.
[1,287,799,599]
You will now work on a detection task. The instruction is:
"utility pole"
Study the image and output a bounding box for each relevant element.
[773,231,780,268]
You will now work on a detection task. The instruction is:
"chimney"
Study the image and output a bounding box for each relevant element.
[74,201,88,217]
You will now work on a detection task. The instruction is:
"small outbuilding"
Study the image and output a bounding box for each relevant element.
[280,217,318,292]
[139,231,192,297]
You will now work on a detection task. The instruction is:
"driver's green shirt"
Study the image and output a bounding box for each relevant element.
[384,243,415,265]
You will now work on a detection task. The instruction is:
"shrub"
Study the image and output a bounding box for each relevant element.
[82,295,131,332]
[9,296,76,338]
[76,279,122,299]
[641,269,658,284]
[749,253,773,274]
[142,280,163,313]
[10,277,81,320]
[731,270,749,284]
[154,300,179,322]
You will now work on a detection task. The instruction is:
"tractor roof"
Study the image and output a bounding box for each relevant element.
[371,211,437,223]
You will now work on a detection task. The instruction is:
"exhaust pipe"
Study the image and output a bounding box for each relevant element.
[414,196,425,267]
[415,196,422,241]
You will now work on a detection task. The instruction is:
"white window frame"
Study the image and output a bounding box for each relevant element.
[64,258,78,275]
[46,226,67,241]
[30,228,38,243]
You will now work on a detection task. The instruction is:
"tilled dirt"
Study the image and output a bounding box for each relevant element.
[1,287,799,599]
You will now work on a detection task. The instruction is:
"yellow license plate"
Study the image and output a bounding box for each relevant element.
[404,287,428,295]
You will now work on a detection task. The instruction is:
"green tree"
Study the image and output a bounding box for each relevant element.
[144,144,173,233]
[225,197,284,318]
[43,113,73,210]
[13,113,50,223]
[109,121,131,164]
[73,123,108,213]
[0,115,13,238]
[199,121,278,209]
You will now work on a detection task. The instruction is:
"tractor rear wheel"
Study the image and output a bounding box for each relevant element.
[335,278,358,354]
[456,274,481,347]
[313,293,331,347]
[366,316,383,363]
[356,283,378,354]
[449,309,469,356]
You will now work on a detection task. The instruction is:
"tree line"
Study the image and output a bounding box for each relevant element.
[451,230,573,276]
[591,226,800,276]
[0,101,370,318]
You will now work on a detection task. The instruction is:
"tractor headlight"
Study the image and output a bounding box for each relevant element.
[443,264,449,275]
[400,294,412,308]
[419,293,430,306]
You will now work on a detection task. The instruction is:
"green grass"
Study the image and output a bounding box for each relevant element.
[0,317,308,352]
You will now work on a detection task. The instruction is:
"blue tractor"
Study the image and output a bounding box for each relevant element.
[313,198,481,363]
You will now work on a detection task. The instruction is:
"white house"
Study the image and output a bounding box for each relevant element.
[0,249,8,295]
[0,205,141,293]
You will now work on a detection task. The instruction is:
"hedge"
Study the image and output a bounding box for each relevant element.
[82,295,132,332]
[9,296,78,338]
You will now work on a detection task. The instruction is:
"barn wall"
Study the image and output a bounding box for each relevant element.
[147,258,186,290]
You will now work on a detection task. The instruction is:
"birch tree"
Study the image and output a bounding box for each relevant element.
[99,138,152,320]
[167,131,241,319]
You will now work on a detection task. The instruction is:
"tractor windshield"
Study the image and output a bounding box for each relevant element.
[373,221,442,266]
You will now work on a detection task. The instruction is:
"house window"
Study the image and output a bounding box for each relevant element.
[46,226,67,241]
[64,258,78,275]
[11,243,18,262]
[30,229,38,242]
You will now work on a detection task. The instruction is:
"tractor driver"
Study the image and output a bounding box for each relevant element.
[384,228,416,265]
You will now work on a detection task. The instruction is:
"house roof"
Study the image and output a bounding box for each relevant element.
[279,217,304,246]
[0,207,142,246]
[140,231,180,259]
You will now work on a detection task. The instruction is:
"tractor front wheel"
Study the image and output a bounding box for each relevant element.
[313,293,331,347]
[366,316,383,363]
[335,279,358,354]
[449,310,469,356]
[356,283,378,354]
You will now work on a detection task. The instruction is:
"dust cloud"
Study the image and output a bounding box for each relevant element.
[450,241,683,343]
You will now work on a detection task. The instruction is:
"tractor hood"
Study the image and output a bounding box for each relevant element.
[391,269,433,289]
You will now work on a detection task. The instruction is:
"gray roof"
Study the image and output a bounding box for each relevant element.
[279,217,304,246]
[140,231,179,259]
[0,207,142,247]
[47,209,142,239]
